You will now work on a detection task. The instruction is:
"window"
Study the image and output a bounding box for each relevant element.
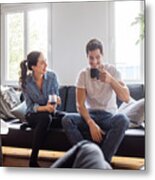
[6,12,24,81]
[114,1,144,82]
[27,9,48,56]
[1,3,51,84]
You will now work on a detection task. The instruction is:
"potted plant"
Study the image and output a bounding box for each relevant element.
[131,12,145,44]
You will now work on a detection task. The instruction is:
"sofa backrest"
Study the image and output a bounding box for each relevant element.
[128,84,144,100]
[64,84,145,112]
[65,86,77,112]
[117,84,145,107]
[19,84,144,113]
[57,86,68,111]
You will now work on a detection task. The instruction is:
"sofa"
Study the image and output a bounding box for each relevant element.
[1,84,145,158]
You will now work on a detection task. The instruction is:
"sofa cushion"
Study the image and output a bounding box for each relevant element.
[56,86,68,111]
[1,120,144,157]
[11,101,27,122]
[2,121,72,151]
[0,86,21,109]
[118,98,144,127]
[117,84,144,107]
[65,86,77,112]
[116,128,145,157]
[128,84,144,100]
[0,86,21,120]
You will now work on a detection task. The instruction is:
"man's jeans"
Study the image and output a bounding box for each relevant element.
[62,110,129,162]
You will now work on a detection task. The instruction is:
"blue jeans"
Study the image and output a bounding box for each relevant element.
[62,110,129,162]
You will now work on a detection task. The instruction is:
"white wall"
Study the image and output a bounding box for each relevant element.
[0,2,114,86]
[52,1,114,85]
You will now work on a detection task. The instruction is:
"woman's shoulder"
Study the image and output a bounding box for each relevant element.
[25,73,32,83]
[21,74,32,92]
[46,70,57,79]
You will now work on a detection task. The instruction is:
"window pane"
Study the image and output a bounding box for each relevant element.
[115,1,143,81]
[28,8,48,58]
[7,12,24,81]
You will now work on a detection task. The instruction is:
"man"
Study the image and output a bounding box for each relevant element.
[62,39,130,163]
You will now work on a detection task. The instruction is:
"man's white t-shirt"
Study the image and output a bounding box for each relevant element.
[75,64,122,114]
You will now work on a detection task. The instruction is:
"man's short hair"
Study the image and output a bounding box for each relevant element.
[86,39,103,55]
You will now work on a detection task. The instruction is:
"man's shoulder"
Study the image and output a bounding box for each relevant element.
[76,68,91,82]
[78,67,89,75]
[104,64,117,71]
[104,63,119,75]
[75,68,89,88]
[104,63,122,80]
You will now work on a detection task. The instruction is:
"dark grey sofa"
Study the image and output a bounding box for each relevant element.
[1,84,145,158]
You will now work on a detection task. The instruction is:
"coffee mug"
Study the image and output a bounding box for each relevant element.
[90,68,99,80]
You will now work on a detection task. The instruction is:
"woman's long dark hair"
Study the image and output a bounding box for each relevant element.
[19,51,41,89]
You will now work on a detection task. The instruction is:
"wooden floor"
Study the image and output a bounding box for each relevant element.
[1,146,145,170]
[2,146,64,168]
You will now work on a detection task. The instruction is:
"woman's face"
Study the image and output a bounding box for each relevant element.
[32,53,47,75]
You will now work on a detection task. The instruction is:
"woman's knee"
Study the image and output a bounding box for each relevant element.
[36,112,51,126]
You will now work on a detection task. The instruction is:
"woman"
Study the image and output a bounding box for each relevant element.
[19,51,65,167]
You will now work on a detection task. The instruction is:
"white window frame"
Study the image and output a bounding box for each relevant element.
[108,1,145,84]
[1,3,52,85]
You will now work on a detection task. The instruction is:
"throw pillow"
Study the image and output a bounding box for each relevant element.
[0,86,21,120]
[11,101,27,122]
[0,86,21,109]
[118,98,144,127]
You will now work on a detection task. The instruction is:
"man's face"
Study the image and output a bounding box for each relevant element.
[87,49,103,68]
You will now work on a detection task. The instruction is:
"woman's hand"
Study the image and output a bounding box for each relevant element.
[88,119,105,143]
[45,102,57,113]
[57,96,61,105]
